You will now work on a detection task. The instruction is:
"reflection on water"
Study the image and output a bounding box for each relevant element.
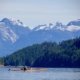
[0,67,80,80]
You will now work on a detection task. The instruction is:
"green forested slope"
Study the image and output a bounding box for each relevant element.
[3,37,80,67]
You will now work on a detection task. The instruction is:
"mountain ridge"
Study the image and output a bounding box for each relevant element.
[0,18,80,56]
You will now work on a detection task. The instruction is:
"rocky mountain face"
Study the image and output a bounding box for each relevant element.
[0,18,80,56]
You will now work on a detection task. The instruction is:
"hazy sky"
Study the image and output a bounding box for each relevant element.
[0,0,80,28]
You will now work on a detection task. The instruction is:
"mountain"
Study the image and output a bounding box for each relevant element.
[0,18,31,56]
[3,37,80,67]
[67,19,80,26]
[0,18,80,56]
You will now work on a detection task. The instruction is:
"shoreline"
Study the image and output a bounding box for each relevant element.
[0,66,80,72]
[0,65,80,68]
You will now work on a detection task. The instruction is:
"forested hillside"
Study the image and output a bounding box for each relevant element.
[2,37,80,67]
[0,58,4,65]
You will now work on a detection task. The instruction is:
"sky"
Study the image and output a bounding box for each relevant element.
[0,0,80,28]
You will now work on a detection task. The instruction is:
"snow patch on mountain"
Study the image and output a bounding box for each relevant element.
[66,25,80,31]
[33,24,47,31]
[10,19,23,26]
[0,23,18,43]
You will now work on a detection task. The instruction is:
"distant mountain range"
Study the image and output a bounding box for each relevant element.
[0,18,80,56]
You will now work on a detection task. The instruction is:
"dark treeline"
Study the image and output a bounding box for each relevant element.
[1,37,80,67]
[0,58,4,65]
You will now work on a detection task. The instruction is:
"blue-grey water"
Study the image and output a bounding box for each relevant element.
[0,67,80,80]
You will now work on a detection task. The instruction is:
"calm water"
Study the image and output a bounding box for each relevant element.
[0,67,80,80]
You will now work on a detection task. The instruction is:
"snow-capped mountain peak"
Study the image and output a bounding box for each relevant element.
[67,19,80,26]
[52,22,65,30]
[1,18,25,27]
[33,22,57,31]
[1,18,10,23]
[10,19,23,26]
[0,18,31,43]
